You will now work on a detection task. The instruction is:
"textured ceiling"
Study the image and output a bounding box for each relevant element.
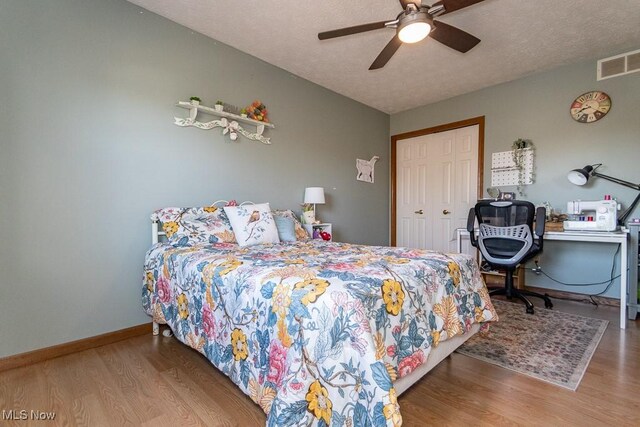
[126,0,640,114]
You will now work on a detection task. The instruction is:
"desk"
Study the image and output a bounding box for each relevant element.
[456,229,629,329]
[628,224,640,319]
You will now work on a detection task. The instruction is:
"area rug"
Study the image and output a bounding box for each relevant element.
[456,300,608,391]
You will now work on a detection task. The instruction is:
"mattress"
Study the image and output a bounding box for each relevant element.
[142,239,497,426]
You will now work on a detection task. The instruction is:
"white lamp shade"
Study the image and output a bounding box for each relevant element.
[304,187,325,204]
[567,165,594,186]
[567,170,588,186]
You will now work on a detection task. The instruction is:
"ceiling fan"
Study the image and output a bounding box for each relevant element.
[318,0,485,70]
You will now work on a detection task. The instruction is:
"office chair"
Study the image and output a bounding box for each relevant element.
[467,200,553,314]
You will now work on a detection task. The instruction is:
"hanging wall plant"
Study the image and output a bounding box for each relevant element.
[511,138,535,196]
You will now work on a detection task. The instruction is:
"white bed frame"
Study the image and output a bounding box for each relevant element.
[148,199,481,393]
[394,323,480,395]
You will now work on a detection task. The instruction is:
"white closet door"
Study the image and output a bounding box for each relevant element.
[396,137,430,249]
[395,125,479,252]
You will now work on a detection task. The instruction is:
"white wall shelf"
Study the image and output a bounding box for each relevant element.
[173,101,275,144]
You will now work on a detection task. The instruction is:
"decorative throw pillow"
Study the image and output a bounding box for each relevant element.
[272,209,310,241]
[153,206,236,245]
[274,216,297,242]
[224,203,280,247]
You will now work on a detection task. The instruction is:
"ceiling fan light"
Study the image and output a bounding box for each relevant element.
[398,21,431,43]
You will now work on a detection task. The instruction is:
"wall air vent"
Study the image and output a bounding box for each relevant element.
[597,48,640,80]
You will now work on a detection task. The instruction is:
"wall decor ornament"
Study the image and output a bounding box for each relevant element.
[220,118,239,141]
[490,139,535,195]
[356,156,380,183]
[511,138,535,195]
[570,91,611,123]
[174,100,275,144]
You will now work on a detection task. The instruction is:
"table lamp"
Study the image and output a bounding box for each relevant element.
[304,187,325,223]
[567,164,640,225]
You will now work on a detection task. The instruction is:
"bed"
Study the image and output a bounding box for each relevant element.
[142,201,497,426]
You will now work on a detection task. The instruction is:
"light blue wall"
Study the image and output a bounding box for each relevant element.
[0,0,390,358]
[391,57,640,299]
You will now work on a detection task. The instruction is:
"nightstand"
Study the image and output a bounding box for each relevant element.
[303,223,333,242]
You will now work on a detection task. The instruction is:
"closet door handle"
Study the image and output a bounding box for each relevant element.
[414,209,424,215]
[442,209,451,215]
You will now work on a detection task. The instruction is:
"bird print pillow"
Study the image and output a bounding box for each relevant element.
[224,203,280,247]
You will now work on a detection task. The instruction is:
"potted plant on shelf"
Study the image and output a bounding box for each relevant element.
[214,100,224,112]
[511,138,535,196]
[189,96,201,106]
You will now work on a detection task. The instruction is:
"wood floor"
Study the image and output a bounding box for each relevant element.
[1,299,638,426]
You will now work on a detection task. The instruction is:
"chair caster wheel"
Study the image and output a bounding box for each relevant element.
[526,306,535,314]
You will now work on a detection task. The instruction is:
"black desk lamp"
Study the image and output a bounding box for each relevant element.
[567,164,640,225]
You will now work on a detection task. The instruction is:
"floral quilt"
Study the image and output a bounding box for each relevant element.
[142,240,497,426]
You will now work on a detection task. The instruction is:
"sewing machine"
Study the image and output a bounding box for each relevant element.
[563,200,619,231]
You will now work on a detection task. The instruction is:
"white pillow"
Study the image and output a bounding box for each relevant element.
[224,203,280,247]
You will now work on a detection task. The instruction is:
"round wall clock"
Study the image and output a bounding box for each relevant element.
[570,91,611,123]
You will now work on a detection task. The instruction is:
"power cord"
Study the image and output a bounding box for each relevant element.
[524,245,622,306]
[537,269,621,287]
[587,245,621,306]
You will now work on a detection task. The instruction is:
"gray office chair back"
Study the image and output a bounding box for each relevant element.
[467,200,551,314]
[478,224,533,264]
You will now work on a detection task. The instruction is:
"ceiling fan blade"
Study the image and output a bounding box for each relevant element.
[318,21,388,40]
[431,0,484,15]
[429,20,480,53]
[369,35,403,70]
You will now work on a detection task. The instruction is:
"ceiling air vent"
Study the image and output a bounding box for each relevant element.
[597,48,640,80]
